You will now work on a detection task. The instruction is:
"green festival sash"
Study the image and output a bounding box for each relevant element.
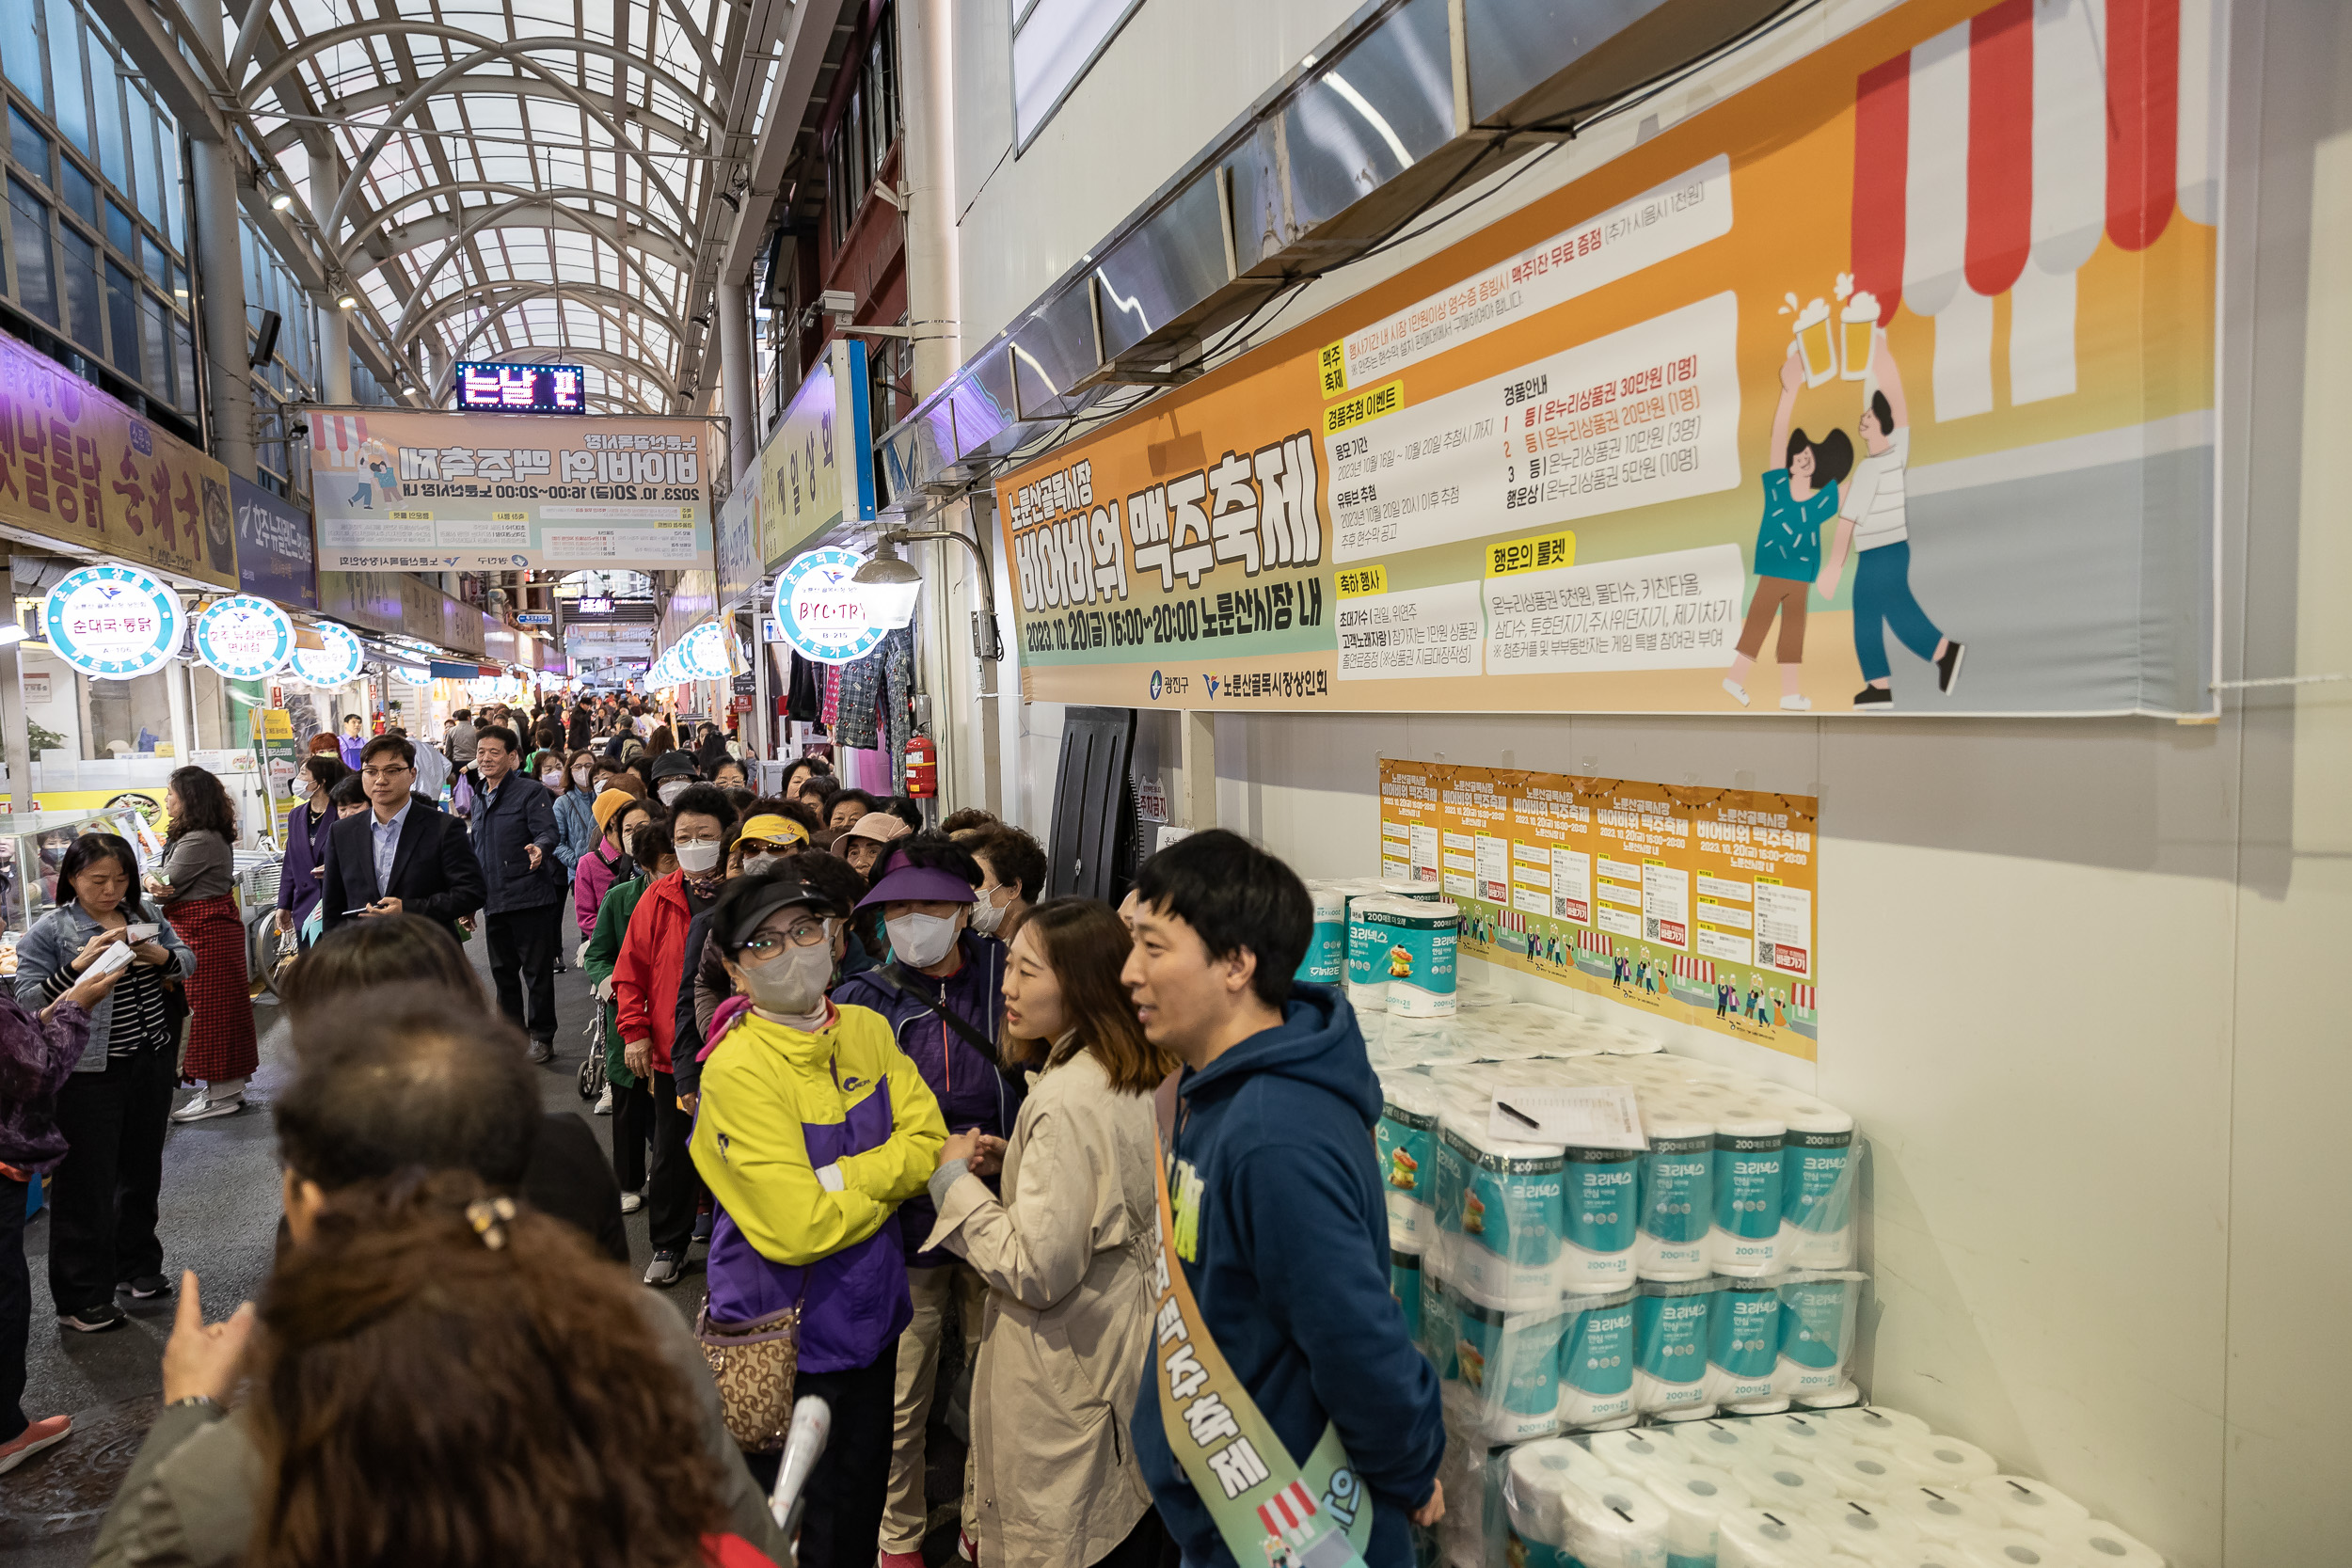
[1151,1082,1375,1568]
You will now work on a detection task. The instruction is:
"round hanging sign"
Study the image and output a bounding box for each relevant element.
[43,565,185,680]
[773,547,881,665]
[290,622,364,688]
[677,620,735,680]
[192,595,294,680]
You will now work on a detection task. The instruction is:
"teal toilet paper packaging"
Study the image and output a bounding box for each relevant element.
[1344,893,1391,1013]
[1355,895,1461,1019]
[1773,1271,1863,1402]
[1390,1245,1424,1344]
[1431,1109,1565,1310]
[1297,882,1349,986]
[1778,1100,1857,1270]
[1636,1113,1716,1281]
[1554,1288,1638,1430]
[1708,1113,1786,1276]
[1561,1143,1641,1290]
[1634,1277,1720,1419]
[1445,1292,1566,1443]
[1705,1277,1788,1413]
[1375,1073,1441,1250]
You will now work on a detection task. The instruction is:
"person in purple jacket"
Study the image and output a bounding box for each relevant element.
[828,836,1019,1568]
[274,755,351,952]
[0,960,124,1474]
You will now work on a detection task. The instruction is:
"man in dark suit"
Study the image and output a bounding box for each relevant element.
[319,734,485,946]
[467,724,566,1062]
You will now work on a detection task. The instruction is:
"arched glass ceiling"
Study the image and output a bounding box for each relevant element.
[235,0,745,414]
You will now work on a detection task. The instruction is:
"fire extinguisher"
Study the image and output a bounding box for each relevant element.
[904,734,938,799]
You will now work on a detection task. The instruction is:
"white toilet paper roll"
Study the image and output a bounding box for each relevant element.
[1730,1453,1840,1516]
[2047,1518,2168,1568]
[1714,1506,1836,1568]
[1880,1485,2009,1544]
[1670,1418,1780,1471]
[1639,1464,1748,1565]
[1965,1474,2091,1532]
[1556,1470,1674,1568]
[1504,1436,1623,1526]
[1956,1528,2085,1568]
[1807,1497,1925,1558]
[1888,1433,2000,1486]
[1820,1405,1933,1449]
[1859,1551,1981,1568]
[1587,1428,1693,1487]
[1752,1409,1864,1462]
[1810,1443,1913,1500]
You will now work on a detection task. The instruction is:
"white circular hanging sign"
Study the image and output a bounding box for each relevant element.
[193,595,294,680]
[677,620,735,679]
[43,565,185,680]
[290,622,364,687]
[772,547,881,665]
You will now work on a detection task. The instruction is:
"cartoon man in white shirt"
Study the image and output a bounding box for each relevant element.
[1819,328,1964,709]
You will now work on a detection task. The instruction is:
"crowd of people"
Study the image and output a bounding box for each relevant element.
[0,690,1451,1568]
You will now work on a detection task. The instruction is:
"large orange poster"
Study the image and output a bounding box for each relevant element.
[995,0,2216,717]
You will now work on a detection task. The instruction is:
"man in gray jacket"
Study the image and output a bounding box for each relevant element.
[87,984,787,1566]
[467,725,566,1062]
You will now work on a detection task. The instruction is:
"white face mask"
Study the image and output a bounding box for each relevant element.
[540,768,562,784]
[969,888,1009,937]
[744,851,786,875]
[739,939,834,1020]
[675,839,723,875]
[886,911,962,969]
[657,779,691,806]
[572,766,593,786]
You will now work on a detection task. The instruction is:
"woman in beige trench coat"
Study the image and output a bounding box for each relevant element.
[922,898,1178,1568]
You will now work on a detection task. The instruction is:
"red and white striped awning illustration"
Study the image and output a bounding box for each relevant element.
[309,413,370,471]
[1258,1481,1320,1546]
[1498,907,1527,933]
[1791,983,1818,1010]
[1674,955,1715,983]
[1850,0,2220,417]
[1575,930,1613,957]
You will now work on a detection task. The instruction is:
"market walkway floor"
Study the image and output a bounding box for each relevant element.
[0,948,971,1565]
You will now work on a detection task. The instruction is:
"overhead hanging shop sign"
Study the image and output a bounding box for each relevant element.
[755,338,877,571]
[193,594,295,680]
[675,619,738,679]
[772,546,883,665]
[230,475,318,611]
[1379,758,1821,1060]
[307,409,713,573]
[290,622,364,687]
[993,0,2220,718]
[43,564,185,679]
[716,480,762,609]
[0,336,240,590]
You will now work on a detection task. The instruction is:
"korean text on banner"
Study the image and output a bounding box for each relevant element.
[308,409,713,573]
[1380,757,1820,1060]
[0,335,239,589]
[991,0,2219,718]
[756,337,877,571]
[230,475,318,610]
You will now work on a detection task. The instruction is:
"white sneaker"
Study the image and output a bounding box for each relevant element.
[170,1093,244,1124]
[594,1085,614,1116]
[1722,676,1751,707]
[620,1191,644,1214]
[1779,693,1812,711]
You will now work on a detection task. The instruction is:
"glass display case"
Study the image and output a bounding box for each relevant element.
[0,806,167,974]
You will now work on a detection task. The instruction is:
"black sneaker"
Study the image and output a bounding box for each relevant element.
[58,1303,126,1333]
[1936,640,1965,694]
[119,1275,172,1300]
[528,1038,555,1064]
[1853,686,1895,709]
[692,1208,713,1243]
[644,1250,685,1288]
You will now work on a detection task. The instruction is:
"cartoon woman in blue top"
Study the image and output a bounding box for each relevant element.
[1724,348,1852,711]
[347,438,399,509]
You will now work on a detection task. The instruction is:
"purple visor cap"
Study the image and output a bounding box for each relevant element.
[853,863,977,912]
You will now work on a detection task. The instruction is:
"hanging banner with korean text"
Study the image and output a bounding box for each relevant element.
[1378,758,1820,1060]
[994,0,2218,717]
[308,409,713,573]
[755,338,877,572]
[0,336,239,589]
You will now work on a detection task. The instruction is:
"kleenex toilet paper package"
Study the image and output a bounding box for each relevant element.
[1705,1278,1787,1414]
[1772,1097,1856,1271]
[1376,1072,1442,1249]
[1772,1272,1865,1402]
[1634,1278,1720,1420]
[1297,882,1349,985]
[1555,1289,1639,1431]
[1636,1113,1716,1281]
[1432,1109,1565,1311]
[1439,1285,1567,1445]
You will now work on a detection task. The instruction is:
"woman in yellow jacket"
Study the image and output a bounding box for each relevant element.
[692,873,946,1568]
[920,899,1178,1568]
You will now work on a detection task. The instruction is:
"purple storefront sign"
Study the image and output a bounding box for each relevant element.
[230,475,318,611]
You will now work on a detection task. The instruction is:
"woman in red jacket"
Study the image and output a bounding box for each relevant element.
[612,785,736,1288]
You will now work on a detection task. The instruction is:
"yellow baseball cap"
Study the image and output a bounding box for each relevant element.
[738,814,810,849]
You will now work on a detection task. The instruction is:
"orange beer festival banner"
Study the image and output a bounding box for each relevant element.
[994,0,2217,717]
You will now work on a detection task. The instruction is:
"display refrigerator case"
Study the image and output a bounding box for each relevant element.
[0,805,163,975]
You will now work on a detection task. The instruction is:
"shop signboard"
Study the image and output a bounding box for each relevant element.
[675,620,737,679]
[993,0,2220,719]
[43,564,186,679]
[771,546,883,665]
[716,480,762,609]
[307,409,714,573]
[193,595,295,680]
[316,570,486,657]
[290,623,364,688]
[0,335,240,589]
[755,339,876,571]
[1380,758,1819,1060]
[258,707,304,839]
[230,475,318,610]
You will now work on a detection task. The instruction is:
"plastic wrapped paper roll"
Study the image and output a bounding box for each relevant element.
[1750,1409,1864,1464]
[1639,1463,1748,1568]
[1633,1280,1717,1420]
[1502,1438,1630,1564]
[1807,1497,1925,1558]
[1965,1474,2091,1532]
[1431,1108,1565,1311]
[1444,1292,1565,1444]
[1561,1144,1642,1291]
[1297,883,1348,985]
[1957,1528,2085,1568]
[1636,1114,1715,1281]
[1772,1274,1858,1402]
[1556,1291,1638,1431]
[1556,1471,1674,1568]
[1587,1427,1694,1488]
[1888,1433,2000,1487]
[1714,1506,1836,1568]
[1705,1278,1787,1413]
[1669,1417,1781,1471]
[1880,1484,2010,1544]
[1809,1442,1914,1501]
[1821,1404,1933,1449]
[1375,1073,1441,1250]
[1729,1453,1839,1517]
[1708,1115,1786,1276]
[2046,1518,2168,1567]
[1774,1097,1857,1270]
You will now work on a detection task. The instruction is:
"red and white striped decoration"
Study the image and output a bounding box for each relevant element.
[310,412,370,470]
[1850,0,2220,418]
[1258,1481,1319,1545]
[1790,983,1818,1010]
[1497,907,1527,934]
[1673,954,1715,984]
[1575,930,1613,957]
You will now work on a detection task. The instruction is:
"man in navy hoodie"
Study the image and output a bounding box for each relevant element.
[1124,831,1444,1568]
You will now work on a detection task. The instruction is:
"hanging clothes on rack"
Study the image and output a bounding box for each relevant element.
[882,627,914,782]
[833,644,885,751]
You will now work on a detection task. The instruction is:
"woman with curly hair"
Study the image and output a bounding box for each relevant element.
[148,768,254,1125]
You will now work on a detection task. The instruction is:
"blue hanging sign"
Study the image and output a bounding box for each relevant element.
[772,546,882,665]
[193,594,295,680]
[43,565,185,680]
